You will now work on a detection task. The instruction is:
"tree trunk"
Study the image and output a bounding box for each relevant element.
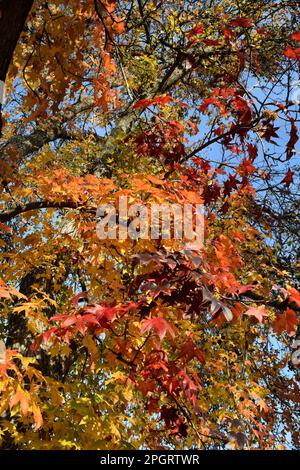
[0,0,33,133]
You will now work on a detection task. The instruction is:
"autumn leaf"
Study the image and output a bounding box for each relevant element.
[1,0,300,451]
[288,288,300,308]
[283,46,300,60]
[230,17,254,28]
[204,39,221,46]
[0,279,11,299]
[291,32,300,41]
[32,403,43,430]
[132,95,173,109]
[286,118,298,160]
[141,317,176,340]
[0,222,13,234]
[244,306,269,323]
[281,169,294,186]
[272,309,299,337]
[10,386,30,417]
[188,23,205,37]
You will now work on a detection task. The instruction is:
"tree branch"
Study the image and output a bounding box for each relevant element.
[0,200,83,223]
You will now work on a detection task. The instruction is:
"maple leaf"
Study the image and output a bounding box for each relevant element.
[272,309,299,337]
[132,98,154,109]
[230,17,254,28]
[200,96,220,112]
[261,122,280,143]
[286,118,298,160]
[291,32,300,41]
[204,39,221,46]
[177,338,205,364]
[244,306,269,323]
[284,46,300,60]
[61,314,77,328]
[281,169,294,186]
[32,403,43,430]
[247,143,258,160]
[141,317,176,340]
[10,386,30,417]
[288,288,300,308]
[237,158,256,175]
[132,95,173,109]
[188,23,205,37]
[0,279,11,299]
[0,222,13,234]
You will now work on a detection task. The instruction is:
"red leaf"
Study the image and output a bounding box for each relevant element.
[200,96,219,112]
[188,23,204,38]
[168,120,186,132]
[177,338,205,364]
[286,118,298,161]
[82,314,101,326]
[281,169,294,186]
[154,95,173,106]
[84,304,117,323]
[261,123,280,143]
[132,98,154,109]
[42,328,57,343]
[288,288,300,308]
[141,317,176,340]
[272,309,299,337]
[247,143,258,161]
[132,95,173,109]
[244,306,268,323]
[61,314,77,328]
[204,39,221,46]
[238,158,256,175]
[230,17,254,28]
[291,32,300,41]
[284,46,300,60]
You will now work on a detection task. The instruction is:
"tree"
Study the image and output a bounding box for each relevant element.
[0,0,299,450]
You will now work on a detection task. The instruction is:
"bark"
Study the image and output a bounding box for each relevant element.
[0,0,34,133]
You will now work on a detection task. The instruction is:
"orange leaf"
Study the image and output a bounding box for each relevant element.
[32,403,43,430]
[288,288,300,308]
[0,222,13,234]
[10,386,30,417]
[0,279,11,300]
[244,306,268,323]
[272,309,299,337]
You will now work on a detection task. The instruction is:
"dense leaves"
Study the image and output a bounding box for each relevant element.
[0,0,300,450]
